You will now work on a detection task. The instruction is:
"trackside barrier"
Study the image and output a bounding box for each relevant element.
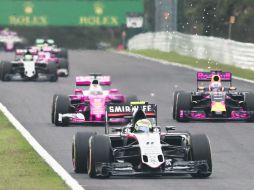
[128,31,254,70]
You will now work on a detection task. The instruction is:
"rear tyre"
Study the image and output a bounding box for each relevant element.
[72,132,96,173]
[56,49,68,59]
[190,134,212,178]
[176,92,192,122]
[172,90,184,120]
[245,92,254,122]
[47,62,58,82]
[126,95,139,103]
[54,95,70,126]
[87,135,113,178]
[60,49,68,59]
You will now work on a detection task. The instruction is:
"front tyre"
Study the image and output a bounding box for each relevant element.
[58,59,69,77]
[190,134,212,178]
[1,61,12,81]
[172,90,184,120]
[47,62,58,82]
[72,132,96,173]
[245,92,254,122]
[87,135,113,178]
[54,95,70,126]
[176,92,192,122]
[51,94,59,124]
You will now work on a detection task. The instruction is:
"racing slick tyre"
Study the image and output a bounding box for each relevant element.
[245,92,254,122]
[190,134,212,178]
[54,95,70,126]
[58,59,69,77]
[51,94,58,124]
[176,92,191,122]
[1,61,12,81]
[88,135,113,178]
[0,62,3,80]
[61,49,68,59]
[126,95,139,103]
[72,132,96,173]
[47,62,58,82]
[173,90,184,120]
[57,49,68,59]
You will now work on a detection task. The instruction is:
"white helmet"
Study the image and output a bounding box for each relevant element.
[134,119,152,133]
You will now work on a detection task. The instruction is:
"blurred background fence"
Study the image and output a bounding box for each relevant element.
[128,32,254,70]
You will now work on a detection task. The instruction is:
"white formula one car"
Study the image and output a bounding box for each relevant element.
[72,102,212,178]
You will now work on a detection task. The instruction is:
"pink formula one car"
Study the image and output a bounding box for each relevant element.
[30,46,69,76]
[51,74,138,126]
[0,29,25,51]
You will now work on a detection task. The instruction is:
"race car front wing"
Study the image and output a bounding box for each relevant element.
[179,110,254,121]
[94,160,210,177]
[58,113,126,124]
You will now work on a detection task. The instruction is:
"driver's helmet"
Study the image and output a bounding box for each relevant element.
[209,82,222,92]
[209,75,222,92]
[89,79,103,94]
[23,54,33,61]
[134,119,152,133]
[92,79,99,86]
[47,39,55,46]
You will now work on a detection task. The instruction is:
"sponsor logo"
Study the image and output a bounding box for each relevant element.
[9,16,48,26]
[108,105,155,113]
[94,3,104,15]
[79,2,119,26]
[9,2,48,26]
[79,16,119,26]
[24,2,33,14]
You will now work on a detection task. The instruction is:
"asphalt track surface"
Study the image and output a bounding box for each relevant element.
[0,50,254,190]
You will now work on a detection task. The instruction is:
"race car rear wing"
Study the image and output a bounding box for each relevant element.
[76,75,111,86]
[105,102,157,134]
[197,71,232,82]
[197,71,232,90]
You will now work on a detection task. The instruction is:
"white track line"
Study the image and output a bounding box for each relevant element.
[117,51,254,84]
[0,103,85,190]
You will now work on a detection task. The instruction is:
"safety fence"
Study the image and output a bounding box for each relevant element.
[128,32,254,70]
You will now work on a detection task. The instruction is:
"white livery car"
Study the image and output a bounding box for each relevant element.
[0,50,58,81]
[72,102,212,178]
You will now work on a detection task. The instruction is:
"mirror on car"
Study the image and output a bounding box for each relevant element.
[111,128,122,133]
[229,86,237,90]
[165,126,176,132]
[198,86,205,91]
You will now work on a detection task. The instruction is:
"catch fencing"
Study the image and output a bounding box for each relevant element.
[128,32,254,70]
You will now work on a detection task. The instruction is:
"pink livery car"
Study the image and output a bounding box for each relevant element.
[0,29,25,51]
[51,74,138,126]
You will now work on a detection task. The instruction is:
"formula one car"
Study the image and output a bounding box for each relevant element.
[0,49,58,81]
[72,102,212,178]
[0,28,25,51]
[173,70,254,122]
[30,39,69,76]
[51,74,138,126]
[35,46,69,76]
[35,38,68,59]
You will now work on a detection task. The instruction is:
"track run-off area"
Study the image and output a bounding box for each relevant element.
[0,50,254,190]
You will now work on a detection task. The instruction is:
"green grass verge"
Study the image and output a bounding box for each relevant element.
[130,49,254,81]
[0,111,70,190]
